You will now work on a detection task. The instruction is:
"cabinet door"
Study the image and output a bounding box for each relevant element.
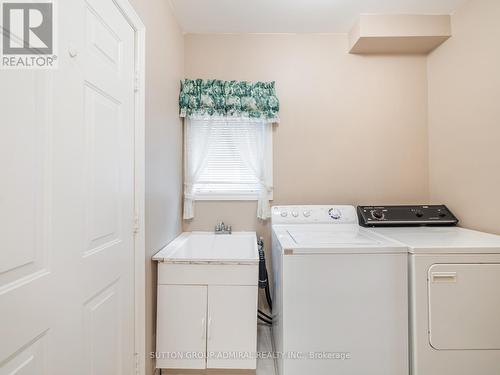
[156,285,207,369]
[207,285,258,369]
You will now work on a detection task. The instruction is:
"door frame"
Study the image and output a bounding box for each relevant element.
[109,1,146,374]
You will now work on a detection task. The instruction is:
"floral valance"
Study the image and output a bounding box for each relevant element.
[179,79,280,123]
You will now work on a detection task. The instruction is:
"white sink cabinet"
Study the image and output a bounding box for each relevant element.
[153,232,259,371]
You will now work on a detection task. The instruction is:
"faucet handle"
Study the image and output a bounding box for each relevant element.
[215,221,231,234]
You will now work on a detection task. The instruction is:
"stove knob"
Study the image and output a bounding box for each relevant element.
[329,208,342,220]
[415,210,424,218]
[292,211,299,218]
[303,210,311,217]
[280,211,288,217]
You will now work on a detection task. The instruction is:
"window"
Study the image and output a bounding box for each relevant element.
[184,117,273,219]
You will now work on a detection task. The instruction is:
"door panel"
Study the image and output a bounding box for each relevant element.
[207,285,258,369]
[156,285,208,369]
[0,71,50,290]
[429,263,500,350]
[83,280,122,375]
[0,69,54,373]
[85,6,122,72]
[83,82,121,255]
[0,332,48,375]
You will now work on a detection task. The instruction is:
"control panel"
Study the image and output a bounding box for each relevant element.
[357,205,458,227]
[272,205,357,224]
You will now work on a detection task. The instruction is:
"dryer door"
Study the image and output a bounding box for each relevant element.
[428,263,500,350]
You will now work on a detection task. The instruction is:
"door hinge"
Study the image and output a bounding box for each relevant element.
[134,352,140,375]
[133,213,140,235]
[134,71,140,92]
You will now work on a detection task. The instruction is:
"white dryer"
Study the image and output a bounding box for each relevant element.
[271,205,408,375]
[359,205,500,375]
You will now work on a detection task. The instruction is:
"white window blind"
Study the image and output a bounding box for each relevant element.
[184,117,273,219]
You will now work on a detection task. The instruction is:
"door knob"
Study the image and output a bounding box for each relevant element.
[68,45,78,58]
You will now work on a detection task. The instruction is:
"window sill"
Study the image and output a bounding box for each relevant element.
[193,193,274,201]
[195,195,258,201]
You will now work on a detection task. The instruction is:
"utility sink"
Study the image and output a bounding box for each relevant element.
[153,231,259,370]
[152,231,259,264]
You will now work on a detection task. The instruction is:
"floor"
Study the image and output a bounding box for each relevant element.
[257,324,276,375]
[160,324,276,375]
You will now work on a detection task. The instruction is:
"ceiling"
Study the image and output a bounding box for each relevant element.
[169,0,466,34]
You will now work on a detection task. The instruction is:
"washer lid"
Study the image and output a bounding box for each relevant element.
[273,224,407,254]
[287,228,380,246]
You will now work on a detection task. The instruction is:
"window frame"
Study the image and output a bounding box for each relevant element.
[184,119,274,202]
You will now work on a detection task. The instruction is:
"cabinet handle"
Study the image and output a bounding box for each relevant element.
[208,317,212,340]
[201,318,206,339]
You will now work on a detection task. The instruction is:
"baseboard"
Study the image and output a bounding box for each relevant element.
[152,363,160,375]
[160,369,255,375]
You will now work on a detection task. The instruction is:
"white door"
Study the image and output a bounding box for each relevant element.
[0,0,137,373]
[207,285,258,369]
[156,285,208,369]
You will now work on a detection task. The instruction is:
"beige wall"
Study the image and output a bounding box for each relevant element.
[428,0,500,234]
[128,1,184,374]
[184,33,430,254]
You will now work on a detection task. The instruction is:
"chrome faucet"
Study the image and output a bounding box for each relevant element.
[215,221,232,234]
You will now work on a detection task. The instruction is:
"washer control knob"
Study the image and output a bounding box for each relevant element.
[371,210,384,219]
[328,208,342,220]
[303,210,311,217]
[292,211,299,218]
[280,211,288,217]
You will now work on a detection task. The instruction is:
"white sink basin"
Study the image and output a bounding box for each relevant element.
[152,231,259,264]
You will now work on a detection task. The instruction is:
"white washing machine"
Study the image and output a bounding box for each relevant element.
[271,205,409,375]
[359,205,500,375]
